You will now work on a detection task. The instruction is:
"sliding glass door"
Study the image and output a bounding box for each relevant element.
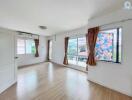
[67,36,87,67]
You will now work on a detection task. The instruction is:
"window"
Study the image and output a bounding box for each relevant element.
[26,39,36,54]
[68,37,87,67]
[95,28,122,63]
[67,28,122,66]
[17,38,35,55]
[49,40,52,60]
[17,39,25,54]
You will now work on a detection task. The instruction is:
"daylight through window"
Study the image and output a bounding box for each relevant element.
[95,28,122,63]
[17,38,36,55]
[67,37,87,67]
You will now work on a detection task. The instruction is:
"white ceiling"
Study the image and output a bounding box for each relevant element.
[0,0,124,36]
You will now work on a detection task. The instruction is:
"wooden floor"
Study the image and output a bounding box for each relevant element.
[0,62,131,100]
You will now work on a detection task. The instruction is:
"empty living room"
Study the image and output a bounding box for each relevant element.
[0,0,132,100]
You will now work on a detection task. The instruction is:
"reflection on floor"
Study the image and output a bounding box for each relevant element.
[0,62,131,100]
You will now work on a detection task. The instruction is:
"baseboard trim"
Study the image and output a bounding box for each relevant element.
[18,61,46,69]
[52,61,88,73]
[88,78,132,97]
[0,80,17,94]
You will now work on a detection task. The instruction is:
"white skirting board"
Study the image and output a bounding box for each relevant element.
[0,80,17,94]
[87,78,132,97]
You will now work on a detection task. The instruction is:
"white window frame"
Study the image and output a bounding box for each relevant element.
[17,38,35,55]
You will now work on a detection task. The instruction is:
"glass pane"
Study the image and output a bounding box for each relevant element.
[49,41,52,60]
[78,56,87,67]
[96,28,122,63]
[17,39,25,54]
[107,28,122,63]
[119,28,122,63]
[26,39,35,54]
[68,38,77,55]
[113,29,118,62]
[78,37,87,56]
[68,55,77,65]
[95,32,113,61]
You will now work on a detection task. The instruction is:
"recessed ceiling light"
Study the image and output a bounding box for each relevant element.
[39,26,47,30]
[124,0,132,10]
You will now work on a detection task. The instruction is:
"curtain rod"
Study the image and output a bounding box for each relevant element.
[17,31,39,39]
[17,31,39,37]
[100,18,132,27]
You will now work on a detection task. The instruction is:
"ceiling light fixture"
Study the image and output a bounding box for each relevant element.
[39,26,47,30]
[124,0,132,10]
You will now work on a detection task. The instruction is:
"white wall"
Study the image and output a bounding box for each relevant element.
[49,26,87,71]
[88,9,132,96]
[17,36,48,67]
